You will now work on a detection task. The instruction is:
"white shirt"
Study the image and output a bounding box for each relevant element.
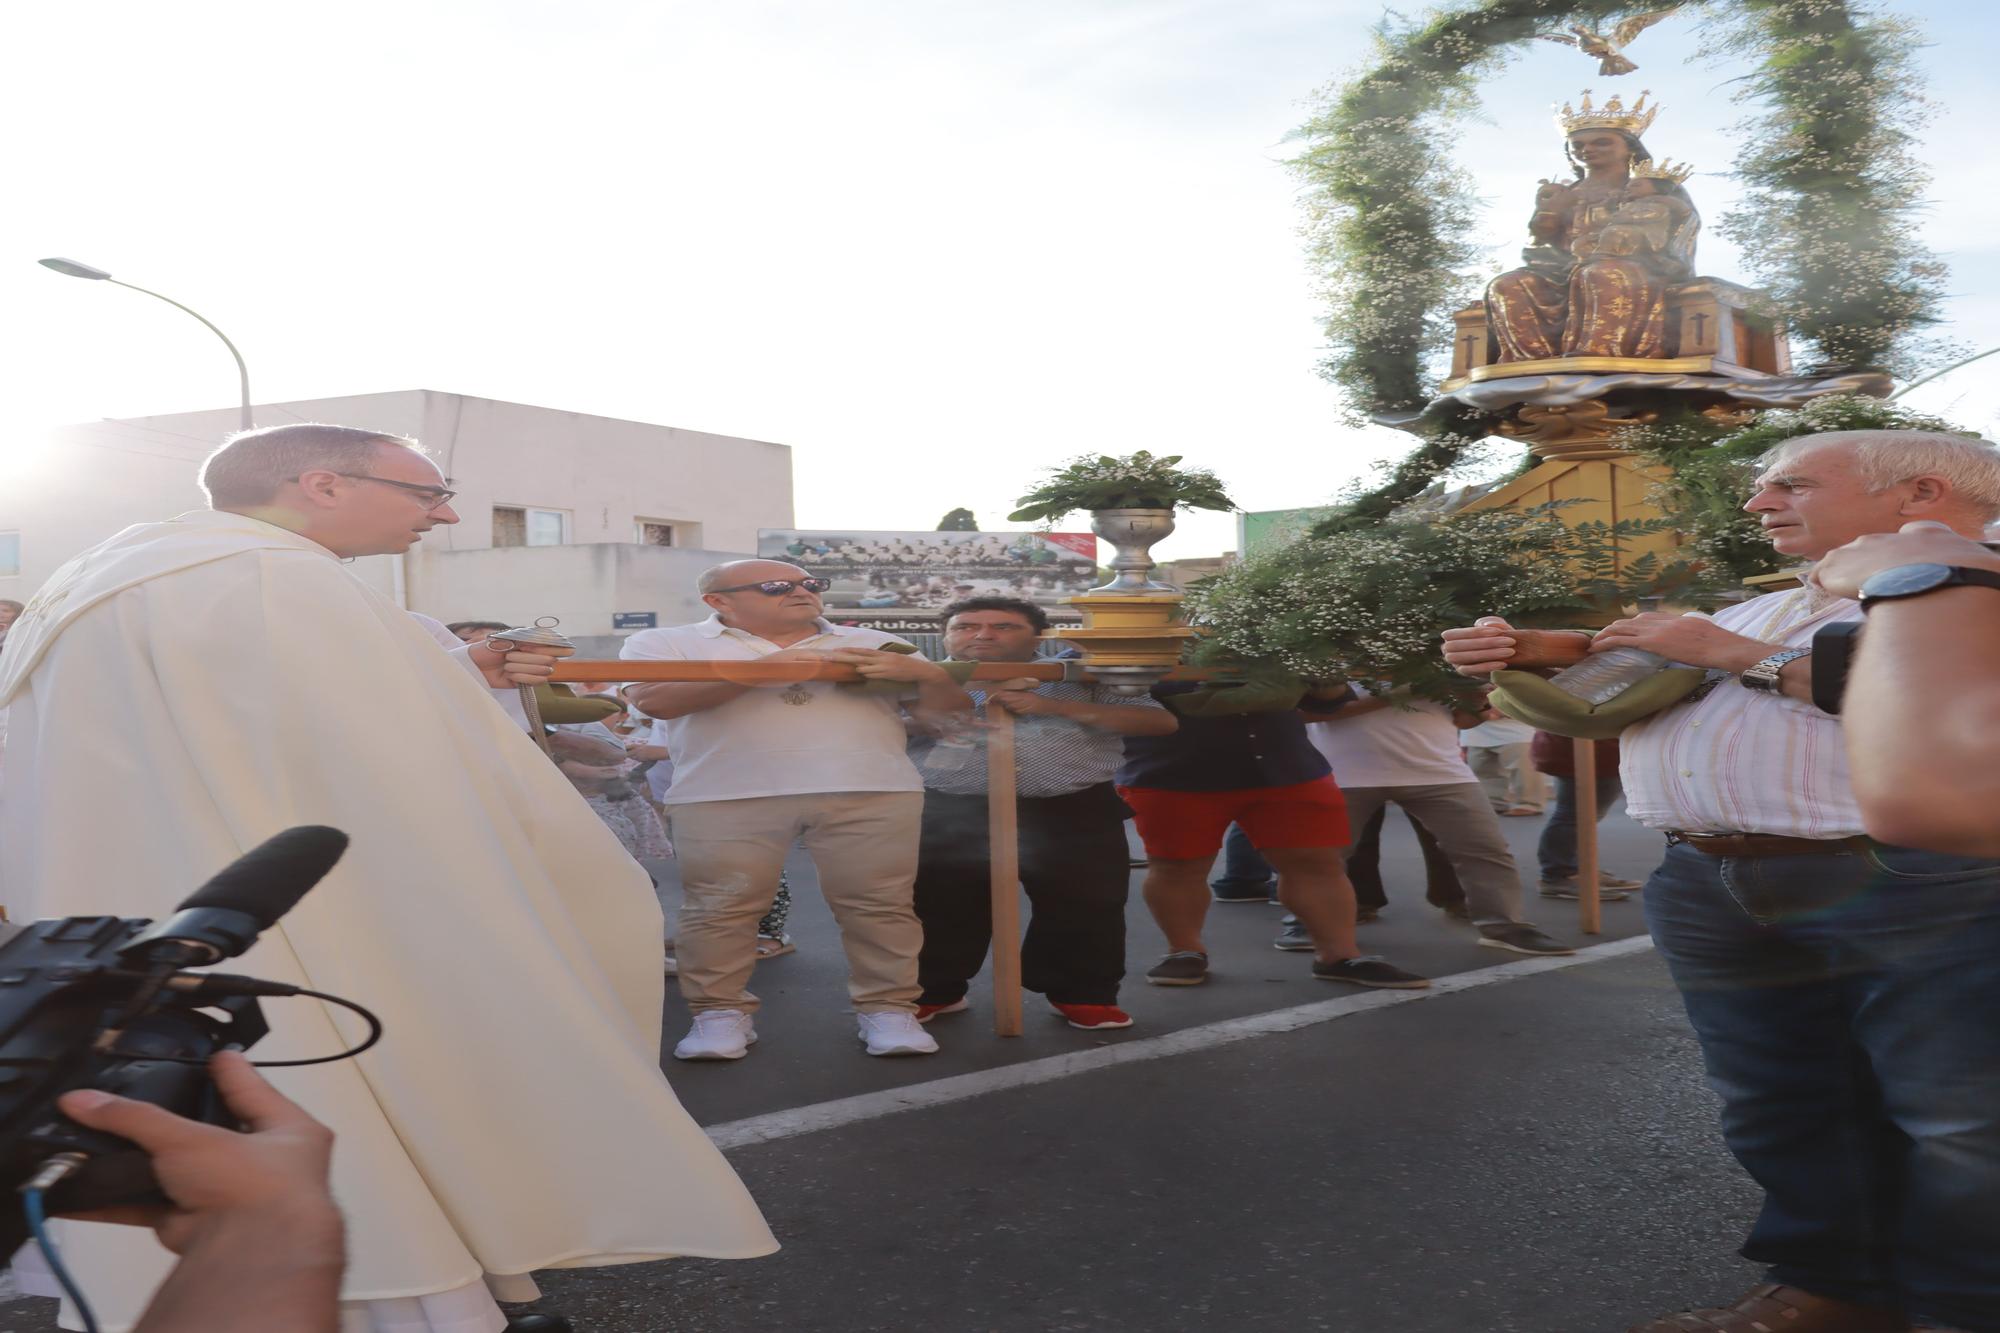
[1307,698,1476,789]
[1620,587,1864,837]
[619,614,925,804]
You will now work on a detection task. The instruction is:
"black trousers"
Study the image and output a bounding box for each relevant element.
[914,782,1130,1006]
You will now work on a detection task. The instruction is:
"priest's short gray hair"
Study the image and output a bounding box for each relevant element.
[200,423,426,508]
[1760,429,2000,520]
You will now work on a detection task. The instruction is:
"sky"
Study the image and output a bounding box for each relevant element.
[5,0,1997,560]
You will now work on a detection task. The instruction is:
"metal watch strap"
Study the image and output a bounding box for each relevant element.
[1741,648,1810,693]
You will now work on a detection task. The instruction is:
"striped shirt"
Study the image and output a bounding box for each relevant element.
[909,674,1165,798]
[1619,586,1863,838]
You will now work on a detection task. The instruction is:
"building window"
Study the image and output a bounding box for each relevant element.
[635,520,676,546]
[0,532,17,577]
[493,506,568,548]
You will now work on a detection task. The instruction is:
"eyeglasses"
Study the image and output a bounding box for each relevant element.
[708,577,832,596]
[289,472,457,510]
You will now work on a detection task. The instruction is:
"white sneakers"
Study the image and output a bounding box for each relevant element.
[673,1009,940,1059]
[673,1009,757,1061]
[856,1011,940,1057]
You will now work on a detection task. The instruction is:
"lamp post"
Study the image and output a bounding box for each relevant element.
[38,258,253,431]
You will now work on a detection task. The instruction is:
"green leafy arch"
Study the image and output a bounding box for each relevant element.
[1291,0,1945,522]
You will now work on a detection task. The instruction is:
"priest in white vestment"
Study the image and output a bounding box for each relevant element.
[0,424,775,1333]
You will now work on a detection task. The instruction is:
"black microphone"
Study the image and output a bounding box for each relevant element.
[119,826,350,967]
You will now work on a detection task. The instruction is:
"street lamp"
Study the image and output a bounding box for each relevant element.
[38,257,254,431]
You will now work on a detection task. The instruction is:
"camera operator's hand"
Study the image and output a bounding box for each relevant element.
[1815,520,2000,600]
[57,1050,339,1256]
[56,1052,344,1333]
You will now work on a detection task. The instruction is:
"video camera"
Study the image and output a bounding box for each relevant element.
[0,826,372,1254]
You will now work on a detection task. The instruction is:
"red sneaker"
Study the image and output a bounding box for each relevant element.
[1050,1002,1134,1031]
[915,998,969,1024]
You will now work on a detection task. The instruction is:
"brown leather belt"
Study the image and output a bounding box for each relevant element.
[1666,831,1868,858]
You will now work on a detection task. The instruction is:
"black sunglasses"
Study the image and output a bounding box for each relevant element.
[709,577,832,596]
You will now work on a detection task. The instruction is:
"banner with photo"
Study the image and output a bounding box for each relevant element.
[756,529,1099,615]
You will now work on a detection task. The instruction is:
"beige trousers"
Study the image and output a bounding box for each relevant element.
[667,791,924,1015]
[1466,743,1546,812]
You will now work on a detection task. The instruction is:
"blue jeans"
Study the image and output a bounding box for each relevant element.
[1644,840,2000,1329]
[1536,774,1621,880]
[1209,823,1275,898]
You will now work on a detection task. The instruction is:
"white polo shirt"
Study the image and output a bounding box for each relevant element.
[619,615,926,805]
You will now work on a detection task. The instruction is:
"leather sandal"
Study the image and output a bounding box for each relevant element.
[1627,1283,1909,1332]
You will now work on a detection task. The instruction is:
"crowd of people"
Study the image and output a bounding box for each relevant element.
[544,554,1609,1058]
[5,421,2000,1333]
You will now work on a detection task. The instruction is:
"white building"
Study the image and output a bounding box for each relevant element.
[1,390,795,647]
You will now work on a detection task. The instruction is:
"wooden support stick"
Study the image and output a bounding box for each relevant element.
[552,660,1214,685]
[984,696,1024,1038]
[1573,737,1602,936]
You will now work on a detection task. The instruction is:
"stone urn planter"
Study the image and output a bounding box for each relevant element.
[1008,451,1235,693]
[1051,506,1196,694]
[1089,507,1178,595]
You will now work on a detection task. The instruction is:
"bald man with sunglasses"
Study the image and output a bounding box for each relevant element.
[622,560,974,1060]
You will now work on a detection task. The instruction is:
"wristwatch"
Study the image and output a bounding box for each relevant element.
[1741,648,1811,693]
[1857,562,2000,611]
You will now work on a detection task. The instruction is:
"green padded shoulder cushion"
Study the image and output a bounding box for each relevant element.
[838,640,980,695]
[1486,666,1708,740]
[532,683,626,724]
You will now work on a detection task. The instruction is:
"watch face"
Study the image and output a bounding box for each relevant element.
[1861,562,1954,600]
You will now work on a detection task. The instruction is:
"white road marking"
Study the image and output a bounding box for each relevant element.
[0,939,1657,1313]
[707,934,1657,1150]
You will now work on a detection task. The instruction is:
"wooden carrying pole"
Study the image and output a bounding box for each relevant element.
[553,660,1211,686]
[1573,737,1602,936]
[983,695,1025,1038]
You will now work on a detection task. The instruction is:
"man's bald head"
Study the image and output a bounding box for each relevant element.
[697,560,808,593]
[696,559,825,636]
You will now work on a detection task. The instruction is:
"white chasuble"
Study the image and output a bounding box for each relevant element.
[0,511,773,1332]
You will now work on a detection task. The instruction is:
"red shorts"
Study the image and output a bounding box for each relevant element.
[1117,777,1350,862]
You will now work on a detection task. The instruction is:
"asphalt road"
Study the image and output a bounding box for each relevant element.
[2,804,1764,1333]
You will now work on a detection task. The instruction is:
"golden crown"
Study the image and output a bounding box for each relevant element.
[1557,88,1660,137]
[1634,157,1694,183]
